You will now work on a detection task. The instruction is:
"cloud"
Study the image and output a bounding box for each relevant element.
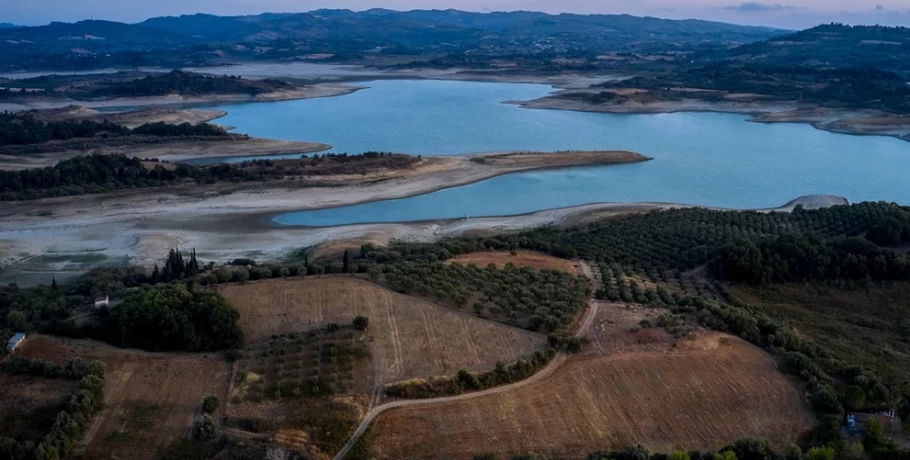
[876,5,885,11]
[723,2,793,12]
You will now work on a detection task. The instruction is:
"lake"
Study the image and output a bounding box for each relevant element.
[201,79,910,227]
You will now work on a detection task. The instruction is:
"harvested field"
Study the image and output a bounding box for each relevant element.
[0,373,79,443]
[447,251,580,273]
[15,335,232,460]
[368,305,814,459]
[220,277,546,384]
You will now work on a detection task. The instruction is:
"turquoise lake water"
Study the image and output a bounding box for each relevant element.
[201,79,910,227]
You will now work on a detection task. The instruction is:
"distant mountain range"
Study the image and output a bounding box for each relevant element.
[0,9,783,54]
[137,9,784,45]
[0,23,21,29]
[1,10,909,76]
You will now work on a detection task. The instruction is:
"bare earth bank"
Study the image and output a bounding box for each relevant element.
[515,94,910,142]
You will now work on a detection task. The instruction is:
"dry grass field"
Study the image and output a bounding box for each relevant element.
[367,304,815,459]
[447,251,581,273]
[0,373,79,443]
[220,277,546,385]
[15,335,232,460]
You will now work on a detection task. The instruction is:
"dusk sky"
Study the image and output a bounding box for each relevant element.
[4,0,909,29]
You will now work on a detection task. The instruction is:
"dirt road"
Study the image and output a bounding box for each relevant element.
[332,261,601,460]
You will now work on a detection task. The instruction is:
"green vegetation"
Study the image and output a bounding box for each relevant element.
[89,71,294,98]
[574,63,910,113]
[384,348,557,399]
[0,357,104,380]
[285,398,364,457]
[0,111,226,147]
[730,283,910,385]
[0,358,105,460]
[201,396,219,415]
[720,24,910,75]
[485,202,907,272]
[0,11,780,73]
[234,327,369,402]
[712,233,910,285]
[373,260,589,332]
[0,152,419,200]
[99,284,244,352]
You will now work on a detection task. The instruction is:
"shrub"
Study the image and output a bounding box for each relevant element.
[201,395,219,414]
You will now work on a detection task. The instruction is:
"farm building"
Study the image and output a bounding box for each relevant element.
[6,333,26,352]
[94,295,110,308]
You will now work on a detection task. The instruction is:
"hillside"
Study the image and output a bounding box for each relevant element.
[0,10,785,71]
[714,24,910,76]
[0,20,194,50]
[138,9,783,49]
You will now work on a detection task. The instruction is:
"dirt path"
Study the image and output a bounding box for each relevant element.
[332,261,600,460]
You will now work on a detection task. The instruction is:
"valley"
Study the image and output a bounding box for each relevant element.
[1,8,910,460]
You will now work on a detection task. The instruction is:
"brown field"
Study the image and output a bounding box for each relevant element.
[0,373,79,443]
[367,303,815,459]
[447,251,581,274]
[15,335,232,460]
[220,277,546,385]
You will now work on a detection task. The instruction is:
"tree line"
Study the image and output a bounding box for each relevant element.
[0,111,227,147]
[0,151,422,200]
[91,283,244,352]
[0,357,105,460]
[712,233,910,285]
[0,154,260,200]
[90,71,295,98]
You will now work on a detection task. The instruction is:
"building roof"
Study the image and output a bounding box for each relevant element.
[7,333,25,345]
[94,295,108,302]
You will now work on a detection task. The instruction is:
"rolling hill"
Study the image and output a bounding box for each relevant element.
[713,23,910,75]
[138,9,784,49]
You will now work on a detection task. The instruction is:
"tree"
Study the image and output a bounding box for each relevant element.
[353,315,369,331]
[785,443,802,460]
[715,452,738,460]
[201,395,219,414]
[343,249,351,273]
[804,446,835,460]
[845,385,867,411]
[6,310,26,330]
[670,452,691,460]
[192,414,217,440]
[862,418,886,452]
[457,370,480,390]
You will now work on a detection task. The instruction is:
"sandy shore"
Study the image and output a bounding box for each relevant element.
[0,191,844,287]
[516,93,910,142]
[0,137,332,170]
[0,151,654,284]
[3,82,363,111]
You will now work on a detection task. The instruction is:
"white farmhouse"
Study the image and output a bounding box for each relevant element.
[94,295,110,308]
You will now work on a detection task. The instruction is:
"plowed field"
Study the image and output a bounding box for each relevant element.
[220,277,546,384]
[368,319,814,459]
[16,335,232,460]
